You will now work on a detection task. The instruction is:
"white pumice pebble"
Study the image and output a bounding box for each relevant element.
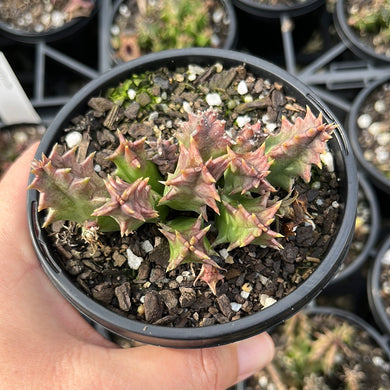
[206,93,222,106]
[65,131,82,148]
[357,113,372,129]
[237,80,248,95]
[126,248,143,270]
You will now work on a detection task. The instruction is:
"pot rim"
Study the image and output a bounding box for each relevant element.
[27,47,358,347]
[368,235,390,336]
[231,0,325,19]
[347,75,390,194]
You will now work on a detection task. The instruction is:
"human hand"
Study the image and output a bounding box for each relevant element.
[0,143,274,390]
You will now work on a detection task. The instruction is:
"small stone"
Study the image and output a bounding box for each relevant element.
[259,294,277,308]
[179,287,196,308]
[141,240,154,253]
[144,291,164,323]
[115,282,131,311]
[92,282,114,304]
[230,302,242,312]
[374,99,386,113]
[236,115,251,128]
[65,131,82,148]
[217,294,234,317]
[127,89,136,100]
[126,248,143,270]
[112,250,126,267]
[382,249,390,265]
[357,113,372,129]
[206,93,222,106]
[237,80,248,95]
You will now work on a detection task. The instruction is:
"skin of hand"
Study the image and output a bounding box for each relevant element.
[0,143,274,390]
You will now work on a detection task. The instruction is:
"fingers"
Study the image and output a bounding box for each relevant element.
[70,332,274,390]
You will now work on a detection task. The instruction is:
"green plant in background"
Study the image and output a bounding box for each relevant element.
[28,73,335,294]
[348,0,390,54]
[136,0,213,53]
[262,312,364,389]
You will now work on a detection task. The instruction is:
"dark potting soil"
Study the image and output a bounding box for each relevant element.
[42,63,342,328]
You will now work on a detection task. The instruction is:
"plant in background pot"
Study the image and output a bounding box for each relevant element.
[244,307,390,389]
[0,0,96,43]
[0,123,46,178]
[27,48,357,348]
[368,234,390,336]
[347,74,390,194]
[109,0,237,64]
[334,0,390,64]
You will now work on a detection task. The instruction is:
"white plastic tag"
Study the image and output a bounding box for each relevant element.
[0,51,41,125]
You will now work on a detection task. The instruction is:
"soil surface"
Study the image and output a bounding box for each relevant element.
[40,62,343,328]
[245,311,390,389]
[355,80,390,180]
[0,0,94,33]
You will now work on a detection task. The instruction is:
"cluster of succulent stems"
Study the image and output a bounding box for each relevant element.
[29,105,335,294]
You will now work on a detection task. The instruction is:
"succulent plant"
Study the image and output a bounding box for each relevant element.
[29,105,336,294]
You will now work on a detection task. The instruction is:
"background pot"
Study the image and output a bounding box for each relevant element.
[0,0,97,44]
[368,235,390,336]
[232,0,326,62]
[27,47,358,348]
[109,0,237,65]
[347,75,390,194]
[243,305,390,389]
[328,172,380,285]
[334,0,390,65]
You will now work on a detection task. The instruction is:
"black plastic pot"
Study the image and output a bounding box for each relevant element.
[0,0,97,44]
[27,47,358,348]
[109,0,237,65]
[368,235,390,336]
[328,172,380,285]
[334,0,390,65]
[232,0,326,61]
[347,75,390,194]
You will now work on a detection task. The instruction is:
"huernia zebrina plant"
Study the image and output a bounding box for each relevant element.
[29,89,335,294]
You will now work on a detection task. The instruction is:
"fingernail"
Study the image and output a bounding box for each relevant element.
[237,333,275,383]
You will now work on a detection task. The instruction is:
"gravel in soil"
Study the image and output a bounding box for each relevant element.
[42,62,343,328]
[356,81,390,180]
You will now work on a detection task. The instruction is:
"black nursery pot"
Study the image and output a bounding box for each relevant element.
[347,75,390,194]
[232,0,326,60]
[368,235,390,336]
[27,48,358,348]
[0,0,97,44]
[334,0,390,65]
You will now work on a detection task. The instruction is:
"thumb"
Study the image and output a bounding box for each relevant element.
[71,332,274,390]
